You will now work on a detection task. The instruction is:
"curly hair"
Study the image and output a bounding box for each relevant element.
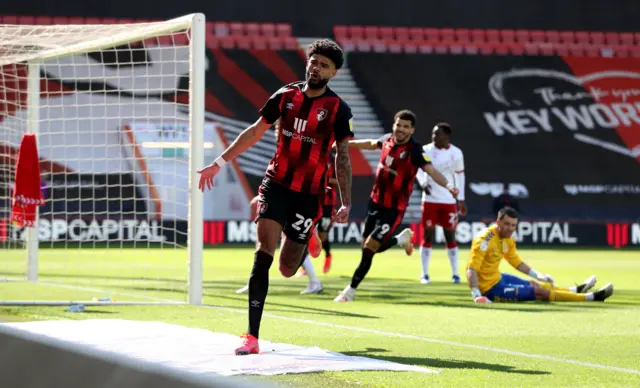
[394,109,417,127]
[306,39,344,69]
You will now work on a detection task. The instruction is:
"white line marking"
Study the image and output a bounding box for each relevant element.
[29,282,640,376]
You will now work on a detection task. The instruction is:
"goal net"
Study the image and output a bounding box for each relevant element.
[0,14,205,305]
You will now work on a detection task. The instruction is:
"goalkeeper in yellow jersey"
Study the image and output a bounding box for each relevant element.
[467,207,614,303]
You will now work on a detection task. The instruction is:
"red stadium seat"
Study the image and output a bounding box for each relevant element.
[589,32,605,45]
[334,25,348,40]
[235,36,252,49]
[252,36,268,50]
[620,33,634,45]
[515,30,531,43]
[604,32,620,45]
[575,31,590,44]
[218,36,235,49]
[635,33,640,45]
[630,47,640,58]
[568,44,586,57]
[411,27,426,41]
[402,41,418,54]
[470,29,486,43]
[524,43,540,55]
[509,42,526,55]
[380,27,394,40]
[267,36,284,50]
[554,44,569,56]
[261,23,276,37]
[18,16,36,25]
[559,31,575,44]
[337,38,355,52]
[355,39,372,52]
[213,22,230,36]
[67,17,85,25]
[276,23,292,37]
[372,40,388,53]
[423,28,439,41]
[478,43,494,55]
[348,26,364,39]
[494,43,509,55]
[283,36,299,50]
[34,16,53,25]
[206,35,219,49]
[446,41,463,54]
[230,22,244,36]
[455,28,471,43]
[395,27,409,41]
[246,23,260,37]
[613,44,630,57]
[486,29,500,43]
[530,30,546,43]
[441,28,455,41]
[417,41,436,54]
[118,18,135,24]
[50,16,68,25]
[84,17,101,25]
[387,39,403,53]
[101,18,118,25]
[434,42,450,54]
[364,26,379,40]
[539,44,554,56]
[463,43,479,55]
[500,29,515,43]
[0,16,18,24]
[585,45,600,57]
[545,30,560,43]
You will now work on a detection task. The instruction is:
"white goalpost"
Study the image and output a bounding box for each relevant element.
[0,14,205,305]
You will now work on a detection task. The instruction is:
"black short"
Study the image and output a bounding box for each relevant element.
[257,178,322,244]
[317,205,335,233]
[362,200,404,243]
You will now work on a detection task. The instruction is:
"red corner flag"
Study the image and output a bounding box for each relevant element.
[11,134,45,227]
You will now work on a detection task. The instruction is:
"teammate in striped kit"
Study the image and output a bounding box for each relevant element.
[333,110,458,302]
[416,123,467,284]
[198,39,354,355]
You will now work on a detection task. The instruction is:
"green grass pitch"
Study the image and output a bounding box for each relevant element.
[1,246,639,387]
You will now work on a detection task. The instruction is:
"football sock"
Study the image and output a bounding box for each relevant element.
[549,290,587,302]
[540,282,571,292]
[420,246,432,277]
[322,239,331,257]
[446,246,459,277]
[248,251,273,339]
[350,248,375,289]
[376,237,398,253]
[301,255,319,283]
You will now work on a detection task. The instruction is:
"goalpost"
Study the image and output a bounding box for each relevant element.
[0,14,205,305]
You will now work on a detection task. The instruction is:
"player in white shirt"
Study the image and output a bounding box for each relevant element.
[415,123,467,284]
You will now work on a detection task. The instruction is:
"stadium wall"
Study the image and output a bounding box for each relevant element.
[5,0,640,37]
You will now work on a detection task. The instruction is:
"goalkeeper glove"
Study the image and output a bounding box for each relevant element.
[471,288,492,304]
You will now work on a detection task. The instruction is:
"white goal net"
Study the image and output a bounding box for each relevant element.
[0,14,205,305]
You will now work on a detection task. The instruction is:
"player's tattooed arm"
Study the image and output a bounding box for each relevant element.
[335,139,352,207]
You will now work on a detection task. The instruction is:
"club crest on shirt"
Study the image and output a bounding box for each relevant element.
[503,241,509,253]
[316,108,328,121]
[399,150,406,159]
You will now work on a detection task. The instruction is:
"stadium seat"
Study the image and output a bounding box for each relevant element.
[508,42,526,55]
[348,26,365,39]
[230,22,244,36]
[470,29,486,43]
[337,38,355,52]
[206,35,219,49]
[67,17,85,25]
[590,32,605,45]
[212,22,230,36]
[334,25,348,40]
[559,31,575,44]
[494,43,510,55]
[276,23,292,37]
[372,40,388,53]
[530,30,546,43]
[568,44,586,57]
[267,36,284,50]
[395,27,409,41]
[411,27,426,41]
[524,43,540,55]
[539,44,554,56]
[604,32,620,45]
[500,29,515,43]
[218,36,235,49]
[545,30,560,44]
[515,30,531,43]
[630,47,640,58]
[463,43,479,55]
[380,27,394,40]
[424,28,439,41]
[635,33,640,45]
[620,33,634,45]
[283,36,299,50]
[575,31,590,44]
[585,45,600,57]
[387,40,403,53]
[441,28,455,42]
[455,28,471,43]
[252,36,268,50]
[486,29,500,43]
[235,36,252,50]
[446,41,464,54]
[478,43,494,55]
[364,26,379,40]
[613,44,630,57]
[32,16,52,25]
[554,44,569,56]
[356,39,372,52]
[245,23,260,37]
[17,16,36,25]
[418,41,436,54]
[402,41,418,54]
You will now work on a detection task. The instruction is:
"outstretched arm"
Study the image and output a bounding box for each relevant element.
[333,138,378,150]
[334,139,352,223]
[422,164,458,197]
[515,262,555,285]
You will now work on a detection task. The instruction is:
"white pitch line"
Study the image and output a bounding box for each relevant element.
[25,282,640,376]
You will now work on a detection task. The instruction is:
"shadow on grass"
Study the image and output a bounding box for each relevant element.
[342,348,551,375]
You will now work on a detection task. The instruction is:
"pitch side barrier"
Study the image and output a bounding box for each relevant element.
[0,324,275,388]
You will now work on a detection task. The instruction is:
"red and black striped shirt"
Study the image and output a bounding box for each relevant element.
[371,134,430,211]
[260,82,354,195]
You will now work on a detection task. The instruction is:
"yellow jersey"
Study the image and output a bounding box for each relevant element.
[467,224,523,293]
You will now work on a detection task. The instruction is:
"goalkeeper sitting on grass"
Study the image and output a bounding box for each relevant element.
[467,207,614,304]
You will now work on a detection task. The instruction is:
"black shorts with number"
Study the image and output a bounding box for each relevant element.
[257,178,323,244]
[316,205,334,233]
[363,200,405,243]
